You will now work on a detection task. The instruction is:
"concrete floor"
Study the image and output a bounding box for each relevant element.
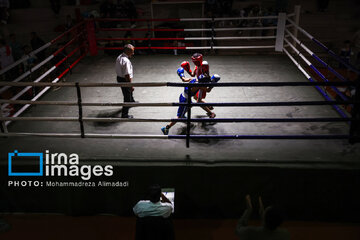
[1,54,359,168]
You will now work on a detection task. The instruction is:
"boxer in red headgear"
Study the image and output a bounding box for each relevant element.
[181,53,209,78]
[181,53,215,110]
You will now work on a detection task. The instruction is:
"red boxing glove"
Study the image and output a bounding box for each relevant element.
[181,61,192,75]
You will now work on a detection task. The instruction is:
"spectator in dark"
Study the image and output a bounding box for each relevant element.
[124,31,135,46]
[133,184,174,218]
[248,4,262,36]
[100,0,116,28]
[204,11,217,54]
[65,14,75,30]
[0,217,10,232]
[64,14,75,42]
[236,195,290,240]
[52,42,67,76]
[124,0,137,28]
[275,0,288,13]
[22,45,37,71]
[205,0,217,17]
[51,42,68,90]
[100,0,116,18]
[352,29,360,68]
[0,0,9,24]
[9,33,23,61]
[317,0,330,12]
[0,38,14,71]
[50,0,61,15]
[261,7,277,36]
[339,40,353,69]
[104,36,122,56]
[30,32,46,61]
[136,32,151,55]
[220,0,233,18]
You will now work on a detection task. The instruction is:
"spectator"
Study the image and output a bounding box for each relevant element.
[100,0,116,18]
[236,8,248,35]
[104,36,122,56]
[123,0,137,28]
[236,195,290,240]
[0,38,14,71]
[50,42,68,90]
[339,40,354,69]
[50,0,61,15]
[30,32,46,61]
[248,5,262,36]
[124,30,135,46]
[9,33,23,61]
[51,42,68,82]
[136,32,150,55]
[352,28,360,68]
[0,0,9,24]
[317,0,330,12]
[276,0,288,13]
[133,184,174,218]
[65,14,75,31]
[205,0,217,17]
[261,7,277,36]
[22,45,37,71]
[0,217,10,232]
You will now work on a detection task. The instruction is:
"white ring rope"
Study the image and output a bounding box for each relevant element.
[184,36,276,40]
[1,117,173,122]
[284,29,314,55]
[1,66,57,111]
[184,26,277,32]
[0,82,167,87]
[0,55,54,95]
[287,13,295,17]
[0,43,52,76]
[179,16,279,21]
[283,48,312,80]
[187,45,275,50]
[0,132,169,139]
[0,100,174,107]
[284,38,312,66]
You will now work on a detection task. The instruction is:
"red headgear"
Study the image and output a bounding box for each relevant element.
[191,53,203,67]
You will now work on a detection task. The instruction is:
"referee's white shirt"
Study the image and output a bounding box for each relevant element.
[116,53,133,78]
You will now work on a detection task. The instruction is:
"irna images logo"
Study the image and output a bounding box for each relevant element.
[8,150,113,180]
[8,150,43,176]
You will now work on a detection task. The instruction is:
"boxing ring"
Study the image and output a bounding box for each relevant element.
[0,9,359,165]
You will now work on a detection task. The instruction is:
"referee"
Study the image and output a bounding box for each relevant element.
[116,44,136,118]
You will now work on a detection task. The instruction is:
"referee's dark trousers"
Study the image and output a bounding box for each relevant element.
[117,76,135,117]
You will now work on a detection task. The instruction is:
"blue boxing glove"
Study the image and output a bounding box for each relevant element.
[198,74,211,83]
[211,74,221,83]
[208,74,221,90]
[177,67,185,79]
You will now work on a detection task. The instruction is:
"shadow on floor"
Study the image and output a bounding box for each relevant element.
[90,108,123,127]
[177,115,220,145]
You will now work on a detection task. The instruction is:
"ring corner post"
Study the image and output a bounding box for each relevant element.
[275,13,286,52]
[85,19,98,56]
